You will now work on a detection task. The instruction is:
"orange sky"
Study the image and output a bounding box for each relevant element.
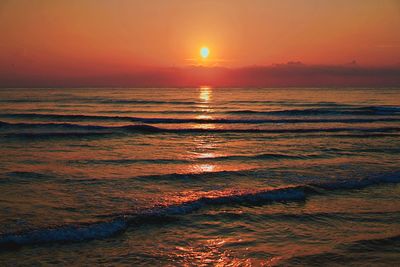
[0,0,399,87]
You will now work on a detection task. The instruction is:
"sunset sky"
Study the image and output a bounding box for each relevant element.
[0,0,399,87]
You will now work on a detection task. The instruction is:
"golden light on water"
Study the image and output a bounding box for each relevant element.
[199,86,211,103]
[196,86,215,128]
[174,237,249,266]
[196,114,213,120]
[186,134,217,173]
[197,164,215,172]
[197,152,217,159]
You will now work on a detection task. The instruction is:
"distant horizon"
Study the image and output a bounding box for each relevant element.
[2,62,400,88]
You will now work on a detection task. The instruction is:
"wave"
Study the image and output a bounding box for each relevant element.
[227,106,400,116]
[0,219,128,249]
[318,133,400,138]
[228,101,369,109]
[69,153,312,166]
[1,172,399,250]
[0,132,113,139]
[344,233,400,252]
[134,169,259,182]
[1,169,261,186]
[200,153,321,161]
[98,99,198,105]
[0,121,162,138]
[69,158,190,165]
[198,210,400,225]
[0,171,55,184]
[280,233,400,266]
[228,100,349,106]
[1,113,400,124]
[1,121,400,138]
[0,98,198,105]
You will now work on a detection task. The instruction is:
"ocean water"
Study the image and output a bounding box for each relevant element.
[0,87,399,266]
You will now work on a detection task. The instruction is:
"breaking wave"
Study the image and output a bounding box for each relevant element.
[1,121,399,138]
[0,172,399,250]
[227,106,400,116]
[1,113,400,124]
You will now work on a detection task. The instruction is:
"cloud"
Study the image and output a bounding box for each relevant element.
[1,63,400,88]
[375,44,400,49]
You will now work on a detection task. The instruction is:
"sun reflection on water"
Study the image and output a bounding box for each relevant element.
[195,86,215,128]
[199,86,212,103]
[196,152,217,159]
[174,237,254,266]
[186,133,219,173]
[193,123,216,129]
[196,164,215,172]
[196,114,213,120]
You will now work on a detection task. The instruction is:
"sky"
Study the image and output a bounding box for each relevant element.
[0,0,400,87]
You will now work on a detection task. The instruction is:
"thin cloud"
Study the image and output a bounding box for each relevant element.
[1,63,400,88]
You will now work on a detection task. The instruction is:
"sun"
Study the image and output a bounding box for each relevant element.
[200,47,209,59]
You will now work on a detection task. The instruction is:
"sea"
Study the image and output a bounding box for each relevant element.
[0,87,399,266]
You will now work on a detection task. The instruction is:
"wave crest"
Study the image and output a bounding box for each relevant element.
[1,172,399,250]
[1,121,399,139]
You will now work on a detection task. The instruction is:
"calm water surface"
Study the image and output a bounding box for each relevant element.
[0,88,399,266]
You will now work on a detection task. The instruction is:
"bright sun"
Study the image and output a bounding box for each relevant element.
[200,47,209,59]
